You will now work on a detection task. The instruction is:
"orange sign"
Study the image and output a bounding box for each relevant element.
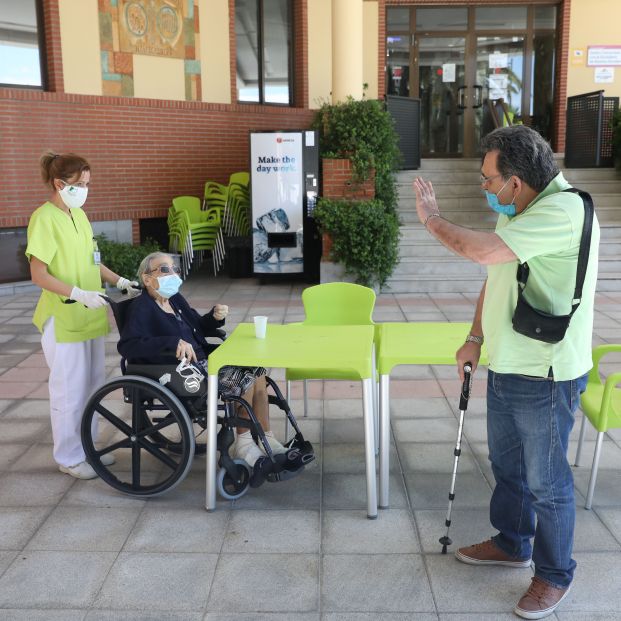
[119,0,185,58]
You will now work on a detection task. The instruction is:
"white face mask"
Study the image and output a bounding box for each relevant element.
[58,183,88,209]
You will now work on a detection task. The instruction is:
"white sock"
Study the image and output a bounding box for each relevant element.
[263,430,287,455]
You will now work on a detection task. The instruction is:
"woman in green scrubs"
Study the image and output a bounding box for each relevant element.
[26,151,139,479]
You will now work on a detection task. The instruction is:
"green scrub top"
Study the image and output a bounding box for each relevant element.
[483,173,600,381]
[26,201,109,343]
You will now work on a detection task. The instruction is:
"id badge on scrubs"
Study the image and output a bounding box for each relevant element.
[93,239,101,265]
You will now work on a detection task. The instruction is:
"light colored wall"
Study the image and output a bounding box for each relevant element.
[363,1,379,99]
[133,56,186,101]
[199,0,231,104]
[567,0,621,98]
[308,0,332,108]
[59,0,102,95]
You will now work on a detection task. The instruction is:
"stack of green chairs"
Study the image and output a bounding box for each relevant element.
[169,196,224,277]
[203,172,251,238]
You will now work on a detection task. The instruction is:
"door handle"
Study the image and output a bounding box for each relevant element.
[457,86,467,109]
[472,85,483,108]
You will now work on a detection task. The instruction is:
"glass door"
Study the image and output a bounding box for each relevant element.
[473,35,526,151]
[416,36,466,156]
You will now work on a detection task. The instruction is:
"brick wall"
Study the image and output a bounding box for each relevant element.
[0,88,314,240]
[322,158,376,201]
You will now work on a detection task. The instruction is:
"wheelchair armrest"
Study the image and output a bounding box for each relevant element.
[206,328,227,341]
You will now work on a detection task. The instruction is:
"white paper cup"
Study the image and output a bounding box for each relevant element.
[254,315,268,339]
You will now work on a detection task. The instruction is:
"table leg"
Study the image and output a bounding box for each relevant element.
[362,377,378,519]
[379,374,390,509]
[206,374,219,511]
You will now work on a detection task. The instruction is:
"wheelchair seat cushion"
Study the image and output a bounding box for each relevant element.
[126,362,208,399]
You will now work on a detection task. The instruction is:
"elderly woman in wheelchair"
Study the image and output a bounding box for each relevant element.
[80,251,314,499]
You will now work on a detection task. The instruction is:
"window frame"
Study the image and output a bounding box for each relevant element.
[0,0,48,90]
[236,0,294,107]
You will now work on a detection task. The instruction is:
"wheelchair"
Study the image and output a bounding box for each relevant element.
[80,295,314,500]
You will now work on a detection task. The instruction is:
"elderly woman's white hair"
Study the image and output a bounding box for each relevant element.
[137,252,173,280]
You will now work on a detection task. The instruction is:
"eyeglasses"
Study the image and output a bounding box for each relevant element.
[148,264,181,275]
[479,173,505,185]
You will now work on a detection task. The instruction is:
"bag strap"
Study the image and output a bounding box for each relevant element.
[516,187,594,316]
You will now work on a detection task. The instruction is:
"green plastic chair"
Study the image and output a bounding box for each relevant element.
[170,198,224,276]
[574,344,621,509]
[229,171,249,187]
[286,282,378,426]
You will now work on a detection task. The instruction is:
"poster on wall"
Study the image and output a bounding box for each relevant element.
[251,132,304,274]
[587,46,621,67]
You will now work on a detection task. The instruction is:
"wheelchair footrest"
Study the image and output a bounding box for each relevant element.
[249,445,314,489]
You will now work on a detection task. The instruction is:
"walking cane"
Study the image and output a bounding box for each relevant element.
[439,361,472,554]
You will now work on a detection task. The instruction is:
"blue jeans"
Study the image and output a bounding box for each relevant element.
[487,370,587,588]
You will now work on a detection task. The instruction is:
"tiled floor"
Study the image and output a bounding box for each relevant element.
[0,273,620,619]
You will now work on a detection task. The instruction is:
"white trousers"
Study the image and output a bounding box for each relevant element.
[41,317,106,467]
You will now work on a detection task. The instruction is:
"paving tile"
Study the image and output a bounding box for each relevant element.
[0,550,116,608]
[594,507,621,544]
[8,443,59,472]
[0,398,16,413]
[398,442,478,474]
[0,420,48,443]
[390,397,453,418]
[205,614,319,621]
[393,418,459,443]
[0,472,74,506]
[124,506,229,553]
[94,552,217,611]
[0,610,85,621]
[323,473,407,509]
[2,399,50,420]
[324,381,363,399]
[569,439,621,470]
[223,509,319,553]
[425,554,531,613]
[26,506,141,552]
[323,418,367,444]
[322,509,420,554]
[322,443,399,474]
[414,508,497,554]
[0,382,42,399]
[559,552,621,612]
[60,476,148,509]
[0,366,49,382]
[573,470,621,508]
[572,508,621,552]
[324,399,366,419]
[390,379,444,398]
[405,473,492,509]
[0,444,29,470]
[87,612,201,621]
[233,471,320,510]
[0,507,52,550]
[556,614,621,621]
[324,614,436,621]
[437,615,516,620]
[207,553,318,612]
[322,553,434,612]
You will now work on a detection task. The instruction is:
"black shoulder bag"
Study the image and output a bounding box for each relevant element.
[511,188,594,344]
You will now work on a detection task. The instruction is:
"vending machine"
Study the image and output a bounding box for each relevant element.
[250,130,320,280]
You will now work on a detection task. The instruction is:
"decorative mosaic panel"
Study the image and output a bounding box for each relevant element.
[99,0,201,100]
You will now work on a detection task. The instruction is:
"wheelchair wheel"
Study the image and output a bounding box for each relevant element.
[81,376,195,496]
[217,459,251,500]
[142,411,207,456]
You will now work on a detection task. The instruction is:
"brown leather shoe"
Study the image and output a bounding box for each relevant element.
[514,576,571,619]
[455,539,531,568]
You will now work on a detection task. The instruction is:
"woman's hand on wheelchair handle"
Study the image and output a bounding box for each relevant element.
[176,339,197,363]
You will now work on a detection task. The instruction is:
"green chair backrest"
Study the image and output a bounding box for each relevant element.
[172,196,203,223]
[581,344,621,432]
[229,171,249,187]
[301,282,376,326]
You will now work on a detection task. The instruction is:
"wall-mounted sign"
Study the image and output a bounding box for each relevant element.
[594,67,615,84]
[571,48,585,66]
[489,52,508,69]
[119,0,185,58]
[442,63,456,83]
[587,46,621,67]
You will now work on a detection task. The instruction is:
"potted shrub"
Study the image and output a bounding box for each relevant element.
[312,96,401,214]
[314,198,399,289]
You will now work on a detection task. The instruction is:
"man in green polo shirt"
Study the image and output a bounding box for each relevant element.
[414,125,599,620]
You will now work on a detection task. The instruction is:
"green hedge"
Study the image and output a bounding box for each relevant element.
[314,198,400,288]
[94,234,160,280]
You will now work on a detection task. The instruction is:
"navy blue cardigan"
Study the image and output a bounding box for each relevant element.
[117,290,225,365]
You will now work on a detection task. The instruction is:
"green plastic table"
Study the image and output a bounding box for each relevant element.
[207,323,377,517]
[377,322,489,508]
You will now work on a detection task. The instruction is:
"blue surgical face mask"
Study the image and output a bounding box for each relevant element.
[156,274,182,298]
[485,178,517,217]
